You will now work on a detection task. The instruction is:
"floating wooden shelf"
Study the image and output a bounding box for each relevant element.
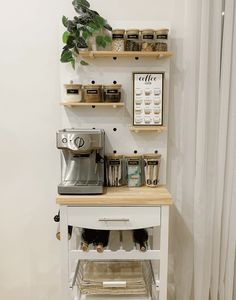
[79,51,173,59]
[61,102,124,108]
[56,185,172,206]
[129,126,167,133]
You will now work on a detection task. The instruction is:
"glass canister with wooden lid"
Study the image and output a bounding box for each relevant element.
[155,28,169,51]
[83,84,102,103]
[112,29,125,52]
[143,153,161,187]
[125,29,140,51]
[141,29,155,51]
[103,84,122,102]
[64,82,82,102]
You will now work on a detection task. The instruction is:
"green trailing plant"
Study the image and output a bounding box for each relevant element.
[61,0,112,69]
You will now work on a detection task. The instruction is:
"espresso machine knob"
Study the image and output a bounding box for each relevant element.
[74,137,85,148]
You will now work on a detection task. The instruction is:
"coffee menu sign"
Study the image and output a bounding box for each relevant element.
[133,72,164,126]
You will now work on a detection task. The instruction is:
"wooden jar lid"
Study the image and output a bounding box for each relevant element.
[106,154,123,159]
[126,29,140,35]
[125,154,142,159]
[155,28,169,35]
[112,29,125,34]
[141,29,154,35]
[64,83,82,89]
[143,153,161,159]
[83,84,102,89]
[103,84,122,89]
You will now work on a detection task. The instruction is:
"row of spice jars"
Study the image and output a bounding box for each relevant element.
[64,83,122,103]
[112,28,169,52]
[105,153,161,188]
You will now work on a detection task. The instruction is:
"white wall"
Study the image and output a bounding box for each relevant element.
[0,0,61,299]
[0,0,185,299]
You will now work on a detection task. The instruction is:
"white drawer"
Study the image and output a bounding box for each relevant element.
[67,206,160,230]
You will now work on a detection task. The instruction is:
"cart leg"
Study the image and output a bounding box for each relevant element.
[159,205,169,300]
[152,225,159,286]
[60,205,71,300]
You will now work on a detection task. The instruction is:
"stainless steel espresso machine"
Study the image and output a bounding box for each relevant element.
[57,128,105,194]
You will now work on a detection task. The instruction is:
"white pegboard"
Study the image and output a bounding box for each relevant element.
[60,21,171,184]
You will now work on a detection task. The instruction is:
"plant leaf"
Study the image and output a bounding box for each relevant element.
[80,0,90,8]
[82,30,89,40]
[67,20,76,33]
[77,36,88,48]
[104,35,112,43]
[62,31,69,43]
[67,35,76,46]
[103,23,112,31]
[71,58,75,69]
[87,22,100,32]
[96,35,106,48]
[74,46,79,54]
[62,16,68,27]
[95,15,105,27]
[96,35,103,45]
[60,50,73,62]
[80,60,89,65]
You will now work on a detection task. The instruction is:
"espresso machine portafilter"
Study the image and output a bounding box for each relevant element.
[56,128,105,194]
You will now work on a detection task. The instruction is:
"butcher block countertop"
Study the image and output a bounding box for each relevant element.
[56,185,173,206]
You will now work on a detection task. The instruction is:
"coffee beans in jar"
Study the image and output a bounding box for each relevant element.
[103,84,122,102]
[141,29,155,52]
[125,29,140,51]
[112,29,125,52]
[155,28,169,51]
[83,84,102,103]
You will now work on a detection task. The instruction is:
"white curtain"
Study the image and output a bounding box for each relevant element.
[167,0,236,299]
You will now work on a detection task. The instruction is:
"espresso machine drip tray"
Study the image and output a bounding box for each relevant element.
[58,180,104,195]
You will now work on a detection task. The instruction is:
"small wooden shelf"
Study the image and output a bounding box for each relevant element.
[79,51,173,59]
[129,126,167,133]
[61,102,124,108]
[56,185,172,206]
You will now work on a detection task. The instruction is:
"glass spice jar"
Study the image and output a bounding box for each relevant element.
[83,84,102,103]
[125,29,140,51]
[141,29,155,52]
[112,29,125,52]
[155,28,169,51]
[103,84,122,102]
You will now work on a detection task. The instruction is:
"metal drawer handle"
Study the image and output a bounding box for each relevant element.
[98,218,130,222]
[103,281,127,288]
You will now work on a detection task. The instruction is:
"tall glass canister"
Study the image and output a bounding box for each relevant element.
[141,29,155,51]
[155,28,169,51]
[125,29,140,51]
[112,29,125,52]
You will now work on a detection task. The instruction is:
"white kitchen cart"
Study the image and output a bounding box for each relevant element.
[56,185,172,300]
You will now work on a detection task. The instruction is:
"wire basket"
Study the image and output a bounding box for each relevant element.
[76,260,158,299]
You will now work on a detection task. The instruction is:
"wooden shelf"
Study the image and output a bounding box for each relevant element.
[129,126,167,133]
[61,102,124,108]
[56,185,172,206]
[79,51,173,59]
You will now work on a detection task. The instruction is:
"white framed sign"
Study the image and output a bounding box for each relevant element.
[133,72,164,126]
